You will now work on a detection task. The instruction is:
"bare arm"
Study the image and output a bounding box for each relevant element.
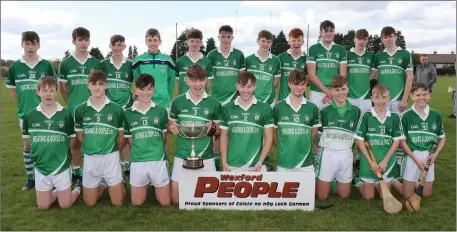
[220,129,230,171]
[118,131,125,152]
[370,69,378,80]
[258,127,273,164]
[206,79,212,94]
[175,79,180,95]
[339,63,347,78]
[402,70,414,103]
[76,131,83,145]
[273,128,278,147]
[60,82,68,104]
[311,127,318,154]
[9,88,18,104]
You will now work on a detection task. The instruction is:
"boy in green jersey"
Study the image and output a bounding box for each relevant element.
[7,31,56,190]
[59,27,100,183]
[168,64,221,205]
[97,34,134,180]
[23,77,81,209]
[315,76,360,200]
[273,69,320,172]
[124,74,171,206]
[353,84,404,200]
[278,28,307,102]
[175,29,213,95]
[74,70,125,207]
[391,83,446,200]
[220,71,274,172]
[307,20,347,109]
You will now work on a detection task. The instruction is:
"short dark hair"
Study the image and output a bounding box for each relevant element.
[145,28,161,40]
[37,76,58,91]
[219,25,233,34]
[289,69,307,85]
[257,30,273,40]
[187,29,203,40]
[22,31,40,44]
[237,71,256,85]
[110,34,125,45]
[72,27,90,41]
[381,26,396,37]
[355,29,369,39]
[186,64,207,81]
[411,83,430,93]
[88,69,107,84]
[331,75,347,88]
[136,74,155,89]
[320,20,335,31]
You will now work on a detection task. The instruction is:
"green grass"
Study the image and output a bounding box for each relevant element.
[1,77,456,231]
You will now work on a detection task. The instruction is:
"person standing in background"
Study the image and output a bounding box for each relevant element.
[413,54,437,93]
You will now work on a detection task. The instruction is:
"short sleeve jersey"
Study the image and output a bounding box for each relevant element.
[354,108,404,179]
[306,42,347,92]
[401,105,445,151]
[175,53,213,94]
[273,97,320,169]
[58,54,101,113]
[22,103,74,176]
[278,50,307,101]
[74,98,124,155]
[207,47,245,105]
[97,57,134,108]
[245,52,281,104]
[347,48,375,99]
[220,97,274,168]
[124,102,168,162]
[6,57,56,118]
[319,101,360,150]
[373,48,413,101]
[169,92,221,160]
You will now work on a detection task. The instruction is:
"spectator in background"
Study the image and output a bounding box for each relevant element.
[413,54,437,92]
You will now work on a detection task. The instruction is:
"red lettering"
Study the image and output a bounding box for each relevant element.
[251,182,269,197]
[218,182,235,197]
[234,182,252,198]
[194,177,219,197]
[268,182,282,198]
[220,175,230,181]
[282,182,300,198]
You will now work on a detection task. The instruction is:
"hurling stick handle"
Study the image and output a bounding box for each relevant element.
[364,141,383,179]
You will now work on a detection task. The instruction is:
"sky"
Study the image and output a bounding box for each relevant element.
[1,1,456,60]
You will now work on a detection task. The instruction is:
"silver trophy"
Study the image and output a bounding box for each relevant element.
[179,122,210,169]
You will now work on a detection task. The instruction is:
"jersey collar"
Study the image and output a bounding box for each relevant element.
[383,47,402,57]
[132,101,156,115]
[350,47,366,56]
[330,100,351,110]
[110,55,127,70]
[217,46,234,53]
[285,94,307,112]
[185,91,208,105]
[412,104,430,121]
[234,96,258,111]
[370,107,391,124]
[87,96,110,112]
[254,51,272,63]
[20,55,43,69]
[319,41,335,51]
[72,52,92,65]
[286,49,304,60]
[36,102,64,119]
[186,52,204,63]
[148,49,162,56]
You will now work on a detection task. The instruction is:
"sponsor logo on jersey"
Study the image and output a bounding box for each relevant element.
[70,69,78,73]
[318,54,324,58]
[18,74,26,78]
[83,117,91,121]
[108,73,113,77]
[32,123,41,127]
[432,123,437,130]
[328,122,335,126]
[107,114,113,122]
[204,108,209,115]
[250,65,257,69]
[349,121,354,128]
[411,125,419,129]
[230,115,239,119]
[301,64,305,69]
[335,53,340,59]
[131,121,138,126]
[368,127,376,132]
[58,121,65,128]
[281,116,289,120]
[398,58,403,64]
[367,59,371,64]
[233,60,236,65]
[305,115,310,122]
[153,117,159,124]
[269,65,273,71]
[161,66,165,73]
[181,109,189,113]
[215,62,222,65]
[254,113,260,120]
[284,63,290,66]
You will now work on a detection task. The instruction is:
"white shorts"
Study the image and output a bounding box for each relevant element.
[348,98,372,112]
[310,91,327,109]
[387,101,400,114]
[171,157,216,182]
[401,150,435,183]
[35,168,72,192]
[19,118,23,128]
[82,151,123,188]
[361,176,393,183]
[315,147,353,183]
[277,165,315,173]
[229,165,268,172]
[130,161,170,188]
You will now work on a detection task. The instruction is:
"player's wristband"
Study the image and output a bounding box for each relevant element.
[207,122,217,136]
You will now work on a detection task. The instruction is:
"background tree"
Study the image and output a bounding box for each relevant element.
[64,50,71,59]
[205,37,216,55]
[341,30,355,51]
[396,31,406,49]
[133,45,138,59]
[89,47,104,60]
[333,33,344,45]
[170,28,192,62]
[271,30,289,56]
[128,46,133,59]
[105,51,113,59]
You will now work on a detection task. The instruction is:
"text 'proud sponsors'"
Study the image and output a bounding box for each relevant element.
[179,172,315,211]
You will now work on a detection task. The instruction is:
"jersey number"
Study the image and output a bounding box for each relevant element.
[194,110,198,115]
[293,116,299,123]
[97,116,101,122]
[143,120,148,126]
[244,116,248,121]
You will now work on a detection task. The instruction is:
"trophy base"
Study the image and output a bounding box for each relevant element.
[183,157,204,169]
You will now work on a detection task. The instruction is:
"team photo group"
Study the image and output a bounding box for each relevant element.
[6,19,446,211]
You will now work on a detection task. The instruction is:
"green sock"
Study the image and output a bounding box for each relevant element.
[73,166,82,176]
[391,178,399,185]
[330,180,337,193]
[23,150,34,181]
[354,177,363,187]
[124,161,130,171]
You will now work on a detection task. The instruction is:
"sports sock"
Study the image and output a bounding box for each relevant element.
[23,150,34,181]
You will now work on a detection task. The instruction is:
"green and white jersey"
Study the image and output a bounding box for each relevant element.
[354,108,405,179]
[347,48,375,99]
[319,100,360,150]
[278,50,307,101]
[22,103,74,176]
[124,102,168,162]
[97,56,133,109]
[245,52,281,104]
[373,47,413,101]
[169,92,221,160]
[273,96,320,168]
[207,47,245,105]
[58,54,101,113]
[306,42,347,92]
[175,52,213,94]
[6,56,56,119]
[401,104,445,151]
[74,97,125,155]
[220,96,274,168]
